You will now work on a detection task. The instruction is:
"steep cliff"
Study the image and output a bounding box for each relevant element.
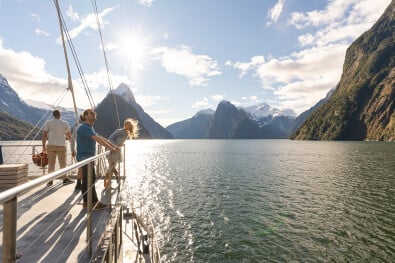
[292,1,395,140]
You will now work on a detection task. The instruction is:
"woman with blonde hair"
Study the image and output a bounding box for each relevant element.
[104,118,139,188]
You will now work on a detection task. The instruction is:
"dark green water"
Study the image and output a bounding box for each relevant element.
[126,140,395,262]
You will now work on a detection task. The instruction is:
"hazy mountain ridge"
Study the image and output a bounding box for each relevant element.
[0,74,79,128]
[166,109,214,139]
[0,77,171,140]
[167,100,296,139]
[0,111,39,140]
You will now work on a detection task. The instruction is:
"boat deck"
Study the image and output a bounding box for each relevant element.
[0,178,149,262]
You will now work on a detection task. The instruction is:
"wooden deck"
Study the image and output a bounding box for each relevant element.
[0,177,156,263]
[0,178,115,262]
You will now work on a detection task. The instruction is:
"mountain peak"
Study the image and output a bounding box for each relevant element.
[193,109,214,117]
[218,100,232,106]
[112,83,136,103]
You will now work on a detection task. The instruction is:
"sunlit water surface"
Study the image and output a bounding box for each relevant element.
[5,140,392,262]
[124,140,395,262]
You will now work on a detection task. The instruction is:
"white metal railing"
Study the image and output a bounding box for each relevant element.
[0,151,112,262]
[1,144,66,177]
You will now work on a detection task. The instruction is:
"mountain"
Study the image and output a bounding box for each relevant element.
[93,83,172,139]
[0,74,44,125]
[167,101,296,139]
[0,74,79,128]
[94,93,151,139]
[112,83,173,139]
[243,103,296,124]
[291,1,395,140]
[207,101,251,138]
[291,88,335,134]
[0,76,170,139]
[0,111,40,140]
[167,109,214,139]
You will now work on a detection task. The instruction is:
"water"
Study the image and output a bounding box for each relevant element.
[124,140,395,262]
[0,141,64,177]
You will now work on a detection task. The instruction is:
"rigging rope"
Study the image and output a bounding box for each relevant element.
[91,0,121,129]
[55,0,96,110]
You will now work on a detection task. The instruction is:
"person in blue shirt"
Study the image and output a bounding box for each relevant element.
[104,118,139,188]
[70,114,84,191]
[77,109,118,210]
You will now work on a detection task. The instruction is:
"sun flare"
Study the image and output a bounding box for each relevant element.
[115,30,150,75]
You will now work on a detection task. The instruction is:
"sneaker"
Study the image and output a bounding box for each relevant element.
[63,178,74,186]
[47,181,53,186]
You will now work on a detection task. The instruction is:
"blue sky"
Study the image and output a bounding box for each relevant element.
[0,0,390,126]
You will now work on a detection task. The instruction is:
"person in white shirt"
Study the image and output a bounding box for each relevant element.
[42,109,74,186]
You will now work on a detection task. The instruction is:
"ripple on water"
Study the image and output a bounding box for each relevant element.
[125,140,395,262]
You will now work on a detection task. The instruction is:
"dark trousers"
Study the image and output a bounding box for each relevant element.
[81,162,98,203]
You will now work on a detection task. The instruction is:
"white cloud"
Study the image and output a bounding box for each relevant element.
[210,95,225,103]
[59,6,116,41]
[298,33,314,46]
[241,95,260,105]
[66,5,80,22]
[289,0,354,29]
[134,94,167,108]
[192,94,225,109]
[232,0,390,114]
[0,45,68,105]
[226,56,265,78]
[0,44,135,110]
[256,44,346,84]
[30,13,40,22]
[267,0,285,24]
[152,45,222,86]
[35,29,50,37]
[192,99,210,109]
[139,0,154,7]
[254,44,346,113]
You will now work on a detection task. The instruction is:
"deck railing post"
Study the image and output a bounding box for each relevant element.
[0,145,3,165]
[117,207,122,262]
[2,196,17,263]
[87,161,93,255]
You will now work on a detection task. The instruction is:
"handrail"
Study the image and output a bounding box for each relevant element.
[0,150,112,262]
[0,151,109,204]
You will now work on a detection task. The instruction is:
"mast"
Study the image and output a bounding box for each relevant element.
[54,0,79,125]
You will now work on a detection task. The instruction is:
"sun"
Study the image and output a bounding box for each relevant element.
[113,30,151,76]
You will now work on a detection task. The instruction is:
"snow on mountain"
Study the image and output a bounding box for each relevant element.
[112,83,136,104]
[242,103,296,121]
[25,99,53,110]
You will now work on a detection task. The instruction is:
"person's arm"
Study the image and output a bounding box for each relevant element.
[70,127,77,157]
[92,134,118,151]
[42,130,48,152]
[65,131,72,141]
[65,122,71,141]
